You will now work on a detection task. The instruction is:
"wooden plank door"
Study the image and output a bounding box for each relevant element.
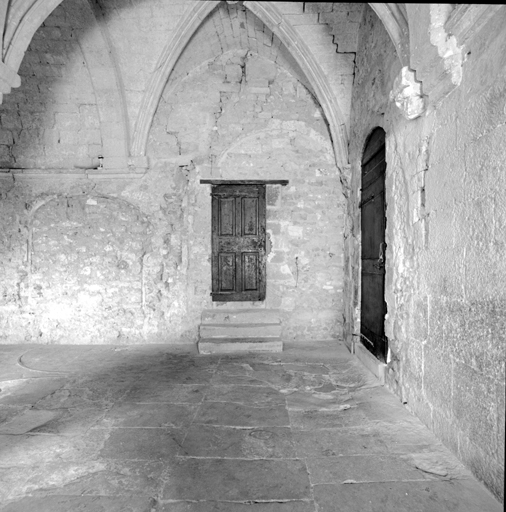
[360,128,388,361]
[211,184,266,301]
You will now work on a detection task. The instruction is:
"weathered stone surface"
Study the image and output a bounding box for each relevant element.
[204,385,285,406]
[313,480,503,512]
[198,338,283,354]
[0,496,156,512]
[0,343,500,510]
[181,425,296,459]
[306,455,430,484]
[157,502,315,512]
[162,458,311,501]
[0,0,505,503]
[194,402,290,427]
[99,427,184,460]
[123,383,207,404]
[102,403,197,428]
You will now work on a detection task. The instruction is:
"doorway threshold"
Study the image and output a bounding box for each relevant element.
[352,340,387,385]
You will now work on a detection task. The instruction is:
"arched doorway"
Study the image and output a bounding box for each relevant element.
[360,127,388,361]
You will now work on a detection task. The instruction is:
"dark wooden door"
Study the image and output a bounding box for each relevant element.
[360,128,388,361]
[211,184,266,301]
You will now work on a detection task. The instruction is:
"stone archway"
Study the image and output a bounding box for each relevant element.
[131,0,350,170]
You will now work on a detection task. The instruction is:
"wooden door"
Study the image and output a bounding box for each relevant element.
[360,128,388,361]
[211,184,266,301]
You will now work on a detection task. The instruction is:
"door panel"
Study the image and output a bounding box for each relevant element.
[212,185,266,301]
[360,128,388,361]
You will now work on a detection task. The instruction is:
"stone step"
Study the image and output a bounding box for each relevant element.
[198,337,283,354]
[201,309,281,325]
[199,322,282,339]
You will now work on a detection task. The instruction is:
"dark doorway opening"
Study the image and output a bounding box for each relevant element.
[360,127,388,361]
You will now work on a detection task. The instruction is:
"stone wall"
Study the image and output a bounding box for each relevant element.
[0,2,345,345]
[346,4,505,500]
[148,48,345,341]
[0,3,101,169]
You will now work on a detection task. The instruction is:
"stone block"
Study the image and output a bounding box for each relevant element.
[225,64,242,83]
[201,309,281,325]
[198,338,283,354]
[452,360,497,456]
[245,56,277,83]
[422,343,453,412]
[305,3,333,14]
[274,2,304,14]
[284,14,319,26]
[199,323,282,339]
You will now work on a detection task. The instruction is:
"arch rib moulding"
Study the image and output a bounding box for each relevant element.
[4,0,63,72]
[368,3,409,66]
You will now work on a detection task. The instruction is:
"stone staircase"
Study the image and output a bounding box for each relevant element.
[198,309,283,354]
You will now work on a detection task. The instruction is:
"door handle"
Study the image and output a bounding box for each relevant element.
[376,242,386,268]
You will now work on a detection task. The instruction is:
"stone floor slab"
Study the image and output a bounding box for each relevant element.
[313,479,503,512]
[288,405,370,429]
[306,455,431,484]
[122,383,207,404]
[0,430,107,466]
[194,402,289,427]
[102,402,197,428]
[0,378,66,405]
[204,385,285,406]
[0,495,156,512]
[99,427,184,460]
[0,342,501,510]
[181,425,296,459]
[157,501,316,511]
[162,458,311,501]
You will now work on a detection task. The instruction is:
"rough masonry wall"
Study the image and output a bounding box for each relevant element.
[0,2,101,169]
[347,5,505,500]
[0,2,346,345]
[148,49,344,340]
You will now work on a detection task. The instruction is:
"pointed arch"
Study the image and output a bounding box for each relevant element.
[130,1,220,158]
[1,0,411,168]
[131,0,351,169]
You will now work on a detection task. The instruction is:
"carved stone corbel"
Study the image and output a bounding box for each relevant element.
[389,66,426,120]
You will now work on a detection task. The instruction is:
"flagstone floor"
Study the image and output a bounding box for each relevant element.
[0,341,502,511]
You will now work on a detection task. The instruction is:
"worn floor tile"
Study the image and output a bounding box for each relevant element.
[102,402,197,428]
[99,427,184,460]
[313,479,503,512]
[285,390,353,412]
[306,455,431,484]
[288,406,370,429]
[0,461,105,501]
[0,378,66,405]
[162,458,311,501]
[157,501,316,511]
[194,402,290,427]
[293,427,390,457]
[29,461,165,498]
[0,409,63,435]
[0,343,501,511]
[0,429,108,466]
[204,385,285,406]
[0,495,157,512]
[122,383,206,404]
[34,385,125,409]
[181,425,296,458]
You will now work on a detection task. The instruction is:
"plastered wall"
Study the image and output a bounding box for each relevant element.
[346,4,505,500]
